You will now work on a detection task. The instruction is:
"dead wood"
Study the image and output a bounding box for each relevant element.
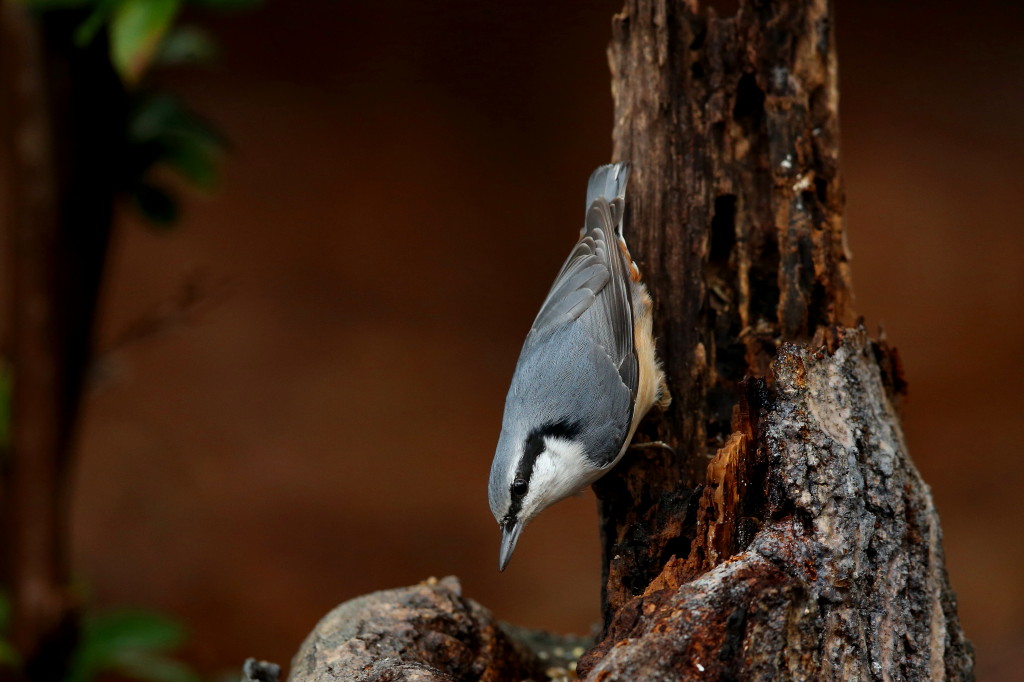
[579,330,973,679]
[578,0,972,677]
[286,578,545,682]
[592,0,854,624]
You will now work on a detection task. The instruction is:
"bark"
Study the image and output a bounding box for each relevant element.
[578,0,972,677]
[285,578,553,682]
[592,0,852,624]
[0,5,123,680]
[263,0,972,679]
[580,329,973,680]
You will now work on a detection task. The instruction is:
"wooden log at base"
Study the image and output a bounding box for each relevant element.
[284,577,546,682]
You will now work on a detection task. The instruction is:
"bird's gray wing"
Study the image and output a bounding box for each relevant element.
[530,230,610,331]
[506,322,633,469]
[529,164,637,397]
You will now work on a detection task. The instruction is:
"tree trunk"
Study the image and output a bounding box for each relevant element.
[267,0,974,679]
[580,0,973,678]
[592,0,852,623]
[0,5,123,680]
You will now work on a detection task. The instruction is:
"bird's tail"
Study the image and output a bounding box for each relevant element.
[586,162,630,232]
[586,162,629,208]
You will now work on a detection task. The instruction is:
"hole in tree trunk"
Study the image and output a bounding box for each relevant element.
[732,72,766,128]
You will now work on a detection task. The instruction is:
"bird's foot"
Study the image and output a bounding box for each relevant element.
[628,440,676,455]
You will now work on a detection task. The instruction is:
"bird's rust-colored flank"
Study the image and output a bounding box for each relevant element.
[618,237,642,283]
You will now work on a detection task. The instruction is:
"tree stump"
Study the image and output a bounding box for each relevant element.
[581,0,973,677]
[260,0,973,679]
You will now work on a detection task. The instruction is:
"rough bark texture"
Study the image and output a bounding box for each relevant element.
[579,329,973,680]
[592,0,853,624]
[261,0,972,679]
[285,578,547,682]
[578,0,973,678]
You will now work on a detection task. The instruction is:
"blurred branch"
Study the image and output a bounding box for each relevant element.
[1,4,101,679]
[90,271,227,387]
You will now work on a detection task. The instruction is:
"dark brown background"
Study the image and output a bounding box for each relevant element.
[69,0,1023,678]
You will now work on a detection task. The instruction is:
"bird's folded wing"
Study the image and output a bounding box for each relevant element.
[530,198,638,398]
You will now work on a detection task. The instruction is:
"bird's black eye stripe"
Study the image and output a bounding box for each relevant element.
[511,478,527,498]
[506,419,581,521]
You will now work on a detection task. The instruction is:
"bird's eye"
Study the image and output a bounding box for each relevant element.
[511,478,527,498]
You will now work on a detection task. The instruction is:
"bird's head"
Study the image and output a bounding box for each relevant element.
[488,418,597,571]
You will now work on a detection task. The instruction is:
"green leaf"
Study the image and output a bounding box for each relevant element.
[0,592,18,668]
[125,94,226,194]
[72,0,120,47]
[67,610,196,682]
[110,0,183,85]
[163,135,222,191]
[113,652,200,682]
[132,183,180,226]
[128,93,225,147]
[129,93,188,141]
[154,25,219,66]
[0,642,19,668]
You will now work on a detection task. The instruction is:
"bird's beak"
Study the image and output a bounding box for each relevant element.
[499,518,524,572]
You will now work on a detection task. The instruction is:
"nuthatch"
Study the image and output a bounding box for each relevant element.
[488,163,669,571]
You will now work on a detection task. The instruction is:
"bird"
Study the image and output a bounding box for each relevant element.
[488,162,669,571]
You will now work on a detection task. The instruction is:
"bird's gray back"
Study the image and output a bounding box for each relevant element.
[498,320,632,468]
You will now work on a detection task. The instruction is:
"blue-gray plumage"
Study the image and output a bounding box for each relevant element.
[489,163,668,571]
